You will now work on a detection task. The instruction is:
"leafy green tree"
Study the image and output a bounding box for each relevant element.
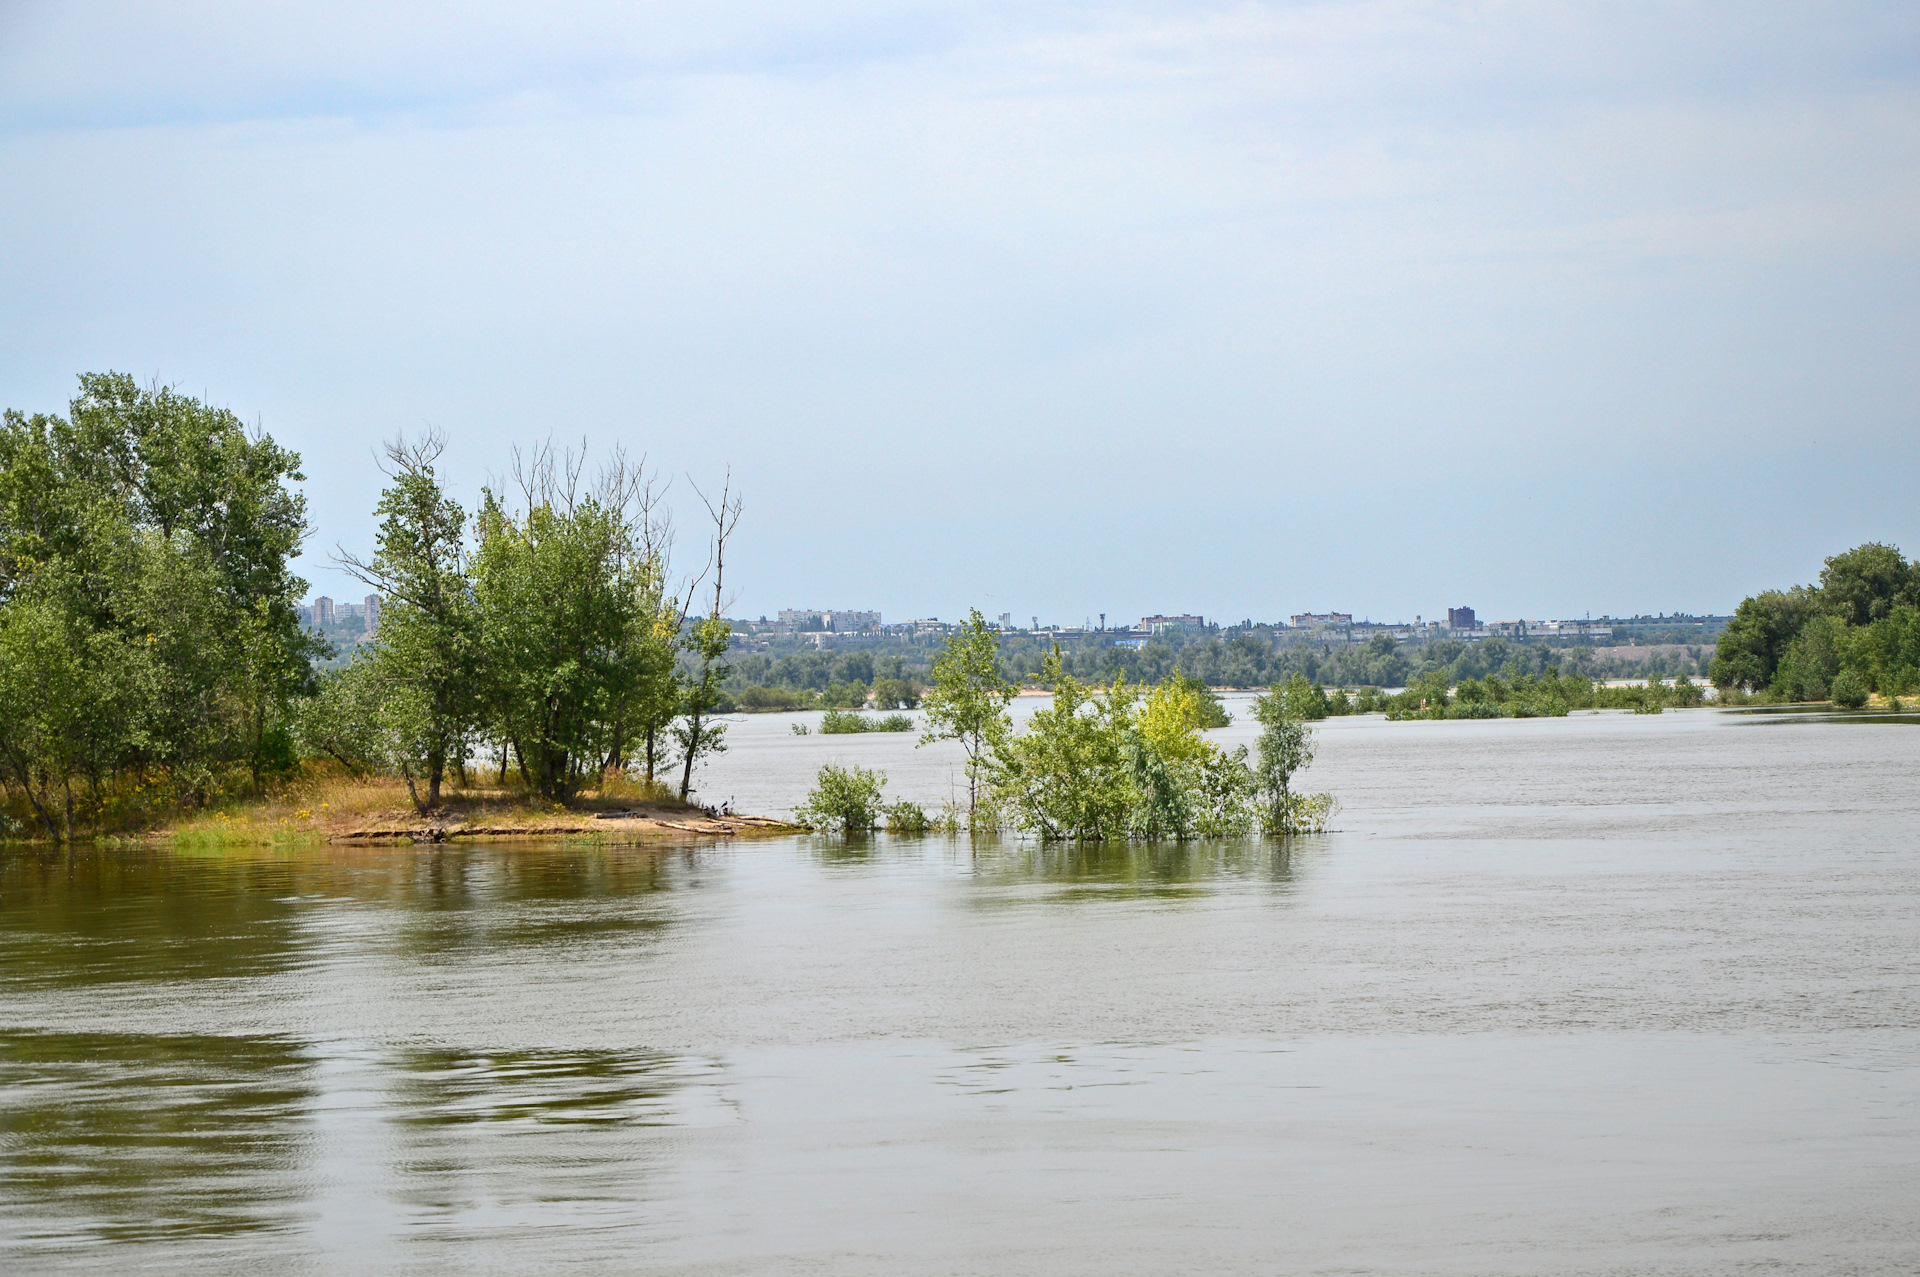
[1852,605,1920,696]
[1818,542,1917,627]
[1771,613,1849,702]
[871,676,920,710]
[986,649,1137,839]
[1,374,314,826]
[338,433,479,811]
[1186,745,1258,837]
[0,594,134,840]
[1250,687,1332,833]
[919,607,1016,820]
[475,493,638,799]
[984,662,1268,841]
[1711,588,1819,691]
[620,609,685,784]
[884,798,931,832]
[1277,672,1330,720]
[296,659,388,778]
[1715,544,1920,702]
[1170,671,1231,727]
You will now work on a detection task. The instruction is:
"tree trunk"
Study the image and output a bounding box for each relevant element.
[249,703,265,792]
[643,725,657,783]
[62,777,75,846]
[677,712,700,800]
[400,763,429,817]
[12,760,59,842]
[427,749,443,810]
[603,719,625,776]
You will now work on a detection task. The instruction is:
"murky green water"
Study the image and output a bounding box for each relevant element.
[4,709,1919,1272]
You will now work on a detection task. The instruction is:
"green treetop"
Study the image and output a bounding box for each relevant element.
[918,607,1016,821]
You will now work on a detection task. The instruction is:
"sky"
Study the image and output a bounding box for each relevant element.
[1,1,1915,626]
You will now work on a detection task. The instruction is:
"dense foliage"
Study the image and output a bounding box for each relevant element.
[792,763,929,833]
[1710,543,1920,702]
[0,375,318,839]
[1,376,742,840]
[325,438,738,811]
[905,633,1333,841]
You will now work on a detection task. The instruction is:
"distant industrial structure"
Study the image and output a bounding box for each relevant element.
[1446,606,1475,630]
[1291,612,1353,630]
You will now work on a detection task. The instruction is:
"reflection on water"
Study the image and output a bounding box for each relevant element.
[0,854,311,985]
[966,834,1308,893]
[0,1031,731,1268]
[385,848,682,960]
[391,1046,695,1129]
[4,712,1920,1270]
[0,1032,314,1251]
[1733,707,1920,726]
[377,1045,727,1254]
[806,832,1308,891]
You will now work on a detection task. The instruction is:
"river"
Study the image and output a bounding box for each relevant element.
[3,705,1917,1272]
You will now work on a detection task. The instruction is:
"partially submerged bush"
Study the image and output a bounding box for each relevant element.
[793,763,886,832]
[884,799,931,833]
[978,652,1334,840]
[1279,673,1330,721]
[820,709,914,734]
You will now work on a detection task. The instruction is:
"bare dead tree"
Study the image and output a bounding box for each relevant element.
[675,472,743,801]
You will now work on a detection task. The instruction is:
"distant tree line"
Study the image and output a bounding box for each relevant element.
[1710,542,1920,707]
[1,374,740,841]
[998,631,1709,689]
[723,626,1709,709]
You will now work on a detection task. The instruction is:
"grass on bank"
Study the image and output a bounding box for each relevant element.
[0,761,741,848]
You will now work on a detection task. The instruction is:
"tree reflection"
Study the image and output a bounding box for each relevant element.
[377,1045,712,1240]
[0,1032,315,1254]
[964,834,1317,894]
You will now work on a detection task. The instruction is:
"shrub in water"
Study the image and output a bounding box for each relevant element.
[884,800,931,833]
[736,685,807,711]
[820,709,915,734]
[793,763,885,832]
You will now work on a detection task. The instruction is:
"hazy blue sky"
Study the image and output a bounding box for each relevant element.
[2,1,1915,624]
